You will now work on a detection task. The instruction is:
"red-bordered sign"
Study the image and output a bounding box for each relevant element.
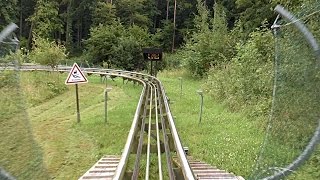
[65,63,88,85]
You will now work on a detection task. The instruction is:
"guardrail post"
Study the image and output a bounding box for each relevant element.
[197,89,203,124]
[178,77,182,97]
[104,87,112,123]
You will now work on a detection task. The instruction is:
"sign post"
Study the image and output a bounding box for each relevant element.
[75,84,80,123]
[65,63,88,123]
[178,77,182,98]
[197,89,204,124]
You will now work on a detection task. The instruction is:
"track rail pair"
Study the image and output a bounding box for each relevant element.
[15,65,196,179]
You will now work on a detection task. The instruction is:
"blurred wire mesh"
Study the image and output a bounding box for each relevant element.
[251,2,320,179]
[0,24,49,179]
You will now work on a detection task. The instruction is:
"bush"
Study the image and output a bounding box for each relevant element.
[183,1,232,77]
[29,37,67,68]
[163,52,182,70]
[85,23,153,71]
[205,28,274,114]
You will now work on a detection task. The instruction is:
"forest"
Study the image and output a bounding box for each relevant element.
[3,0,316,123]
[0,0,314,70]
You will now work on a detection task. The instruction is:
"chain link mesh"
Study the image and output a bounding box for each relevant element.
[0,25,50,179]
[251,2,320,179]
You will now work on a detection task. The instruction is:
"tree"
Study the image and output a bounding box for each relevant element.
[72,0,96,50]
[153,20,174,51]
[85,23,152,70]
[235,0,275,34]
[65,0,73,50]
[111,25,151,70]
[29,37,67,69]
[18,0,36,38]
[85,22,124,65]
[92,1,116,26]
[183,1,230,77]
[0,0,18,30]
[166,0,170,20]
[172,0,177,52]
[29,0,63,39]
[115,0,151,28]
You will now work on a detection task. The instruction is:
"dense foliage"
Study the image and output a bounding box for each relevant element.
[1,0,308,70]
[85,23,152,70]
[29,37,67,68]
[205,29,274,113]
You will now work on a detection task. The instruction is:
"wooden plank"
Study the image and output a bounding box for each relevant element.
[78,155,120,180]
[173,156,245,180]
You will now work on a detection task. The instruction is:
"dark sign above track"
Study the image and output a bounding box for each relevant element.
[143,48,163,61]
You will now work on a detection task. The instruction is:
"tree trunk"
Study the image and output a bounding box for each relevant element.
[77,22,80,48]
[77,19,82,48]
[66,0,73,50]
[154,0,161,29]
[171,0,176,52]
[19,0,22,38]
[27,22,33,50]
[166,0,169,20]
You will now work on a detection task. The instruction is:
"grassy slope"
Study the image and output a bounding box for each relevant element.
[158,70,265,177]
[13,70,319,179]
[158,69,319,179]
[22,72,141,179]
[0,71,50,179]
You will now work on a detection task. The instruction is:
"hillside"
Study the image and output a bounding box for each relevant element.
[21,71,141,179]
[0,70,314,179]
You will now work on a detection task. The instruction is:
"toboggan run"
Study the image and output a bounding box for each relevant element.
[17,64,244,180]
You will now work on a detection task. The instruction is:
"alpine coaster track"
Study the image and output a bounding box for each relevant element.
[17,65,244,180]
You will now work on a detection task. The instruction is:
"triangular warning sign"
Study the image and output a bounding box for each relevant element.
[65,63,88,85]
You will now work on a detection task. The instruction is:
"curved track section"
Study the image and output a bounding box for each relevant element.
[15,65,243,179]
[18,65,195,179]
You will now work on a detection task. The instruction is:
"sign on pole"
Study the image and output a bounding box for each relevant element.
[142,48,163,61]
[142,48,163,76]
[65,63,88,84]
[65,63,88,123]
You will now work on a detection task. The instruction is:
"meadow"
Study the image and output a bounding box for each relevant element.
[0,70,318,179]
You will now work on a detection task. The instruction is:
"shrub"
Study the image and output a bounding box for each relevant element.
[85,23,154,71]
[205,28,274,114]
[183,1,232,77]
[29,37,67,69]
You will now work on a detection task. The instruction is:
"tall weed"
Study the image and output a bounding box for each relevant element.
[205,29,274,116]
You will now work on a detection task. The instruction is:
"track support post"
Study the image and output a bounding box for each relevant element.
[104,87,112,123]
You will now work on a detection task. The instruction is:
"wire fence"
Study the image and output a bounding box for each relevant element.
[251,2,320,179]
[0,25,50,180]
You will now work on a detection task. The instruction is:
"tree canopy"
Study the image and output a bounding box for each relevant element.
[1,0,319,70]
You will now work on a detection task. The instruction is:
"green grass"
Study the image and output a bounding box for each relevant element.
[158,69,319,179]
[158,69,265,177]
[2,70,318,179]
[22,72,142,179]
[0,71,49,179]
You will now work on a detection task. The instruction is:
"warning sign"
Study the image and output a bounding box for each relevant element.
[65,63,88,85]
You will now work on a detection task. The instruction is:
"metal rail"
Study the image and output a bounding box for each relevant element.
[145,82,153,180]
[12,64,196,179]
[153,83,163,180]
